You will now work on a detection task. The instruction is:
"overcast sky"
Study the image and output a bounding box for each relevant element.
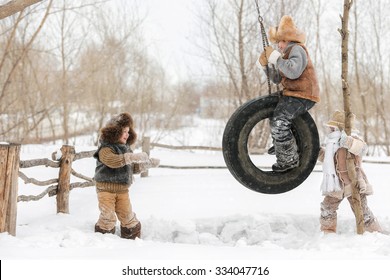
[135,0,206,84]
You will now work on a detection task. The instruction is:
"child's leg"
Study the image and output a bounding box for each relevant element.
[271,96,315,171]
[116,191,141,239]
[95,191,117,233]
[271,96,315,141]
[347,194,382,233]
[320,195,343,233]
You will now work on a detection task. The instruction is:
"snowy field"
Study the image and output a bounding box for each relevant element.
[1,122,390,279]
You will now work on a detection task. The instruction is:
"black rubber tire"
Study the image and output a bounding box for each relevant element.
[222,94,320,194]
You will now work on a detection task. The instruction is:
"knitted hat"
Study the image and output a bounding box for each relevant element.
[100,112,137,145]
[325,110,356,131]
[269,15,306,44]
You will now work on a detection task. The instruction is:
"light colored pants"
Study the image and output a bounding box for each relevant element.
[320,194,381,233]
[96,190,139,231]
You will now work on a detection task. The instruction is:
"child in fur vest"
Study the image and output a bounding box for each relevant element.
[93,112,159,239]
[257,15,320,172]
[318,110,382,234]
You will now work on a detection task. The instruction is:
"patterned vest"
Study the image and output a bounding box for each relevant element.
[281,44,320,103]
[93,142,133,185]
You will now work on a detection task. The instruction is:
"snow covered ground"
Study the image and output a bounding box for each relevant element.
[1,121,390,279]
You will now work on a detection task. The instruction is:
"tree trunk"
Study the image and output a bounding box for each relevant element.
[352,4,368,143]
[339,0,364,234]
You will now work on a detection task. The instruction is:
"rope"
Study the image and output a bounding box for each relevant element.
[254,0,279,95]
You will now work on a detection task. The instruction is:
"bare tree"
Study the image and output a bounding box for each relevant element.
[0,0,177,144]
[368,0,389,154]
[339,0,364,234]
[309,0,334,122]
[0,0,53,142]
[351,1,369,143]
[194,0,305,151]
[196,0,260,108]
[73,2,183,145]
[347,0,390,154]
[0,0,44,19]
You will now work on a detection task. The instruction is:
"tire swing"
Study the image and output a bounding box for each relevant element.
[222,94,320,194]
[222,2,320,194]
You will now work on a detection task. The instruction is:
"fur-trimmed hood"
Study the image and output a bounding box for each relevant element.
[99,112,137,145]
[269,15,306,44]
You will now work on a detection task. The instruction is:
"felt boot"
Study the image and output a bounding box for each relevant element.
[95,224,115,234]
[121,222,141,239]
[320,218,337,234]
[267,145,275,155]
[272,138,299,172]
[365,219,383,233]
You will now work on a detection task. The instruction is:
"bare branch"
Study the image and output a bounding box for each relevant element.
[71,169,93,182]
[19,171,58,186]
[17,185,57,202]
[0,0,44,19]
[19,158,59,168]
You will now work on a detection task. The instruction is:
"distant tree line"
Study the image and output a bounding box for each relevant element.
[0,0,389,155]
[0,0,200,146]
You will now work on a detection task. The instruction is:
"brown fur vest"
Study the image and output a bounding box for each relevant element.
[281,44,320,103]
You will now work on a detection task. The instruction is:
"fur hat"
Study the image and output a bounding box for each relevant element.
[269,15,306,44]
[325,110,357,131]
[100,112,137,145]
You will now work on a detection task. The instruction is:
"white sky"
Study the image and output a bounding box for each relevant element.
[136,0,206,84]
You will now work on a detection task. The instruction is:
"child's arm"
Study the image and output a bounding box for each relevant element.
[133,158,160,174]
[266,45,308,80]
[340,131,367,156]
[277,45,308,79]
[124,152,149,164]
[99,147,149,168]
[98,147,127,168]
[256,53,282,84]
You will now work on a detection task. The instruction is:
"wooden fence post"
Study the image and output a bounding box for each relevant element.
[141,136,150,178]
[0,143,21,236]
[56,145,75,214]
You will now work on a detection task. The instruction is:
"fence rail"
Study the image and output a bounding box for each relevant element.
[2,138,390,237]
[17,147,95,204]
[16,140,224,205]
[151,142,221,151]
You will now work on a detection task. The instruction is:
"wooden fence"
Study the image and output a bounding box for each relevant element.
[0,143,20,236]
[17,145,95,208]
[1,138,389,236]
[0,137,224,236]
[0,144,97,236]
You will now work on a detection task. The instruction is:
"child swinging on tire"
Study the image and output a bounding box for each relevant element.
[258,15,320,172]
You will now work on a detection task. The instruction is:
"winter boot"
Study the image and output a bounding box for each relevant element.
[95,224,115,234]
[365,219,383,233]
[320,218,337,234]
[121,222,141,239]
[267,145,275,155]
[272,138,299,172]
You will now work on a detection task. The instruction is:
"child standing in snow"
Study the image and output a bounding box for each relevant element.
[258,15,320,172]
[93,112,159,239]
[318,110,382,234]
